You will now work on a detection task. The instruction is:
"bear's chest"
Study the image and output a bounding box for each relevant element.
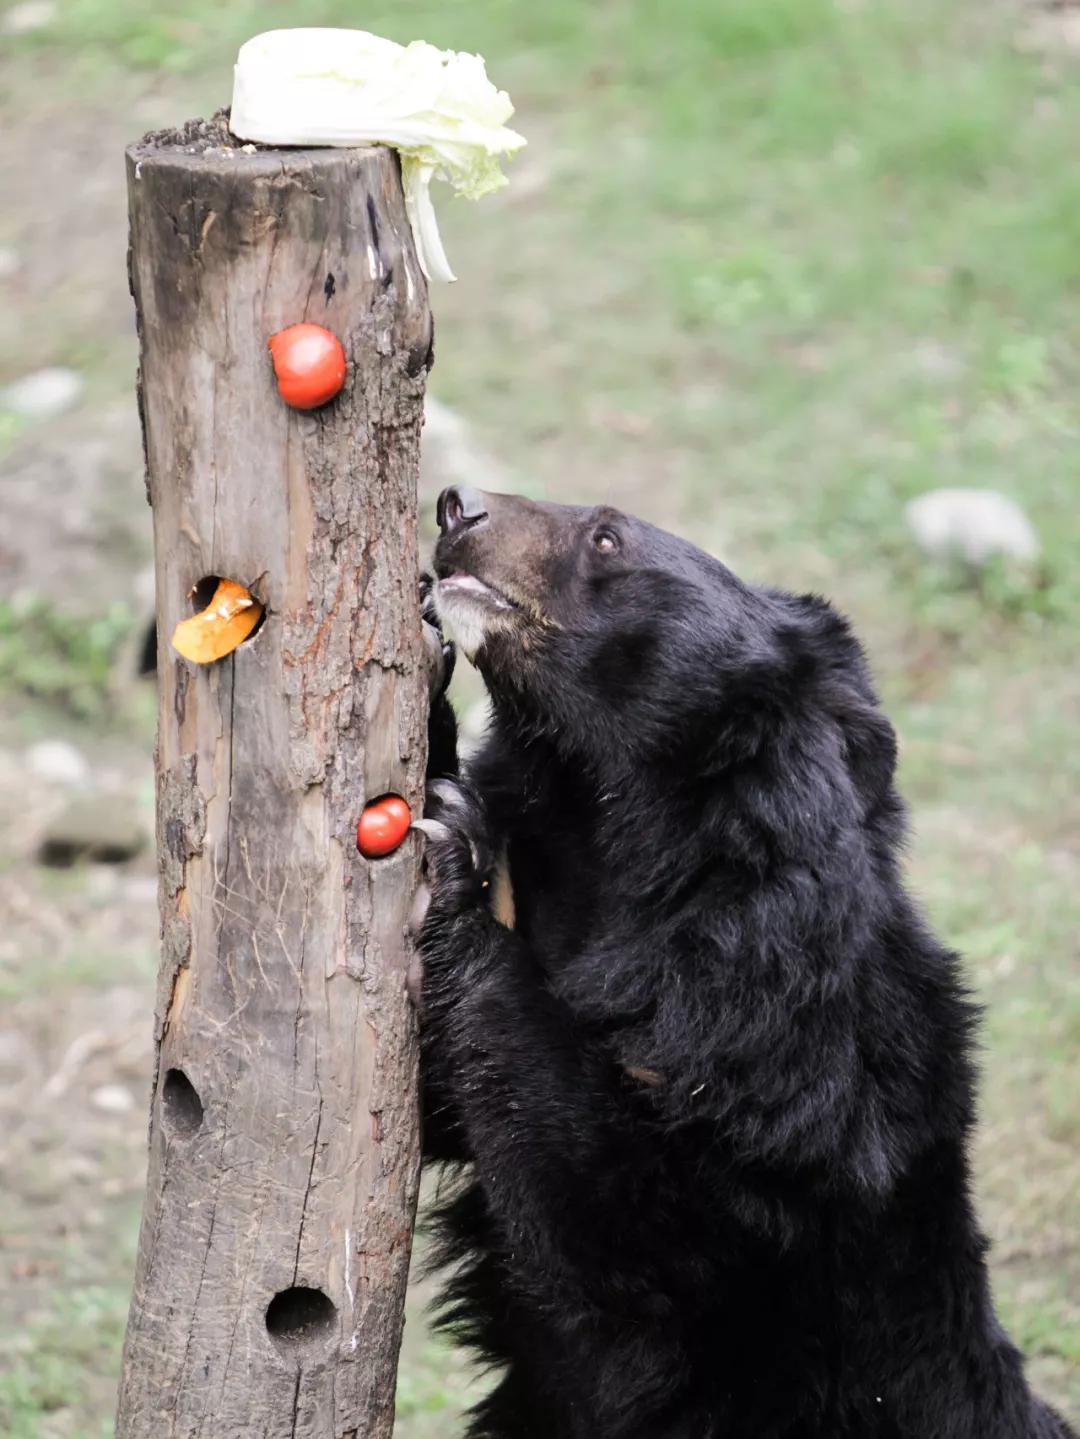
[487,775,605,974]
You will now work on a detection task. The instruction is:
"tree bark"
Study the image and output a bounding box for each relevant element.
[117,116,432,1439]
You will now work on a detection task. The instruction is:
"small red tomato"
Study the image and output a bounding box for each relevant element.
[356,795,411,859]
[268,323,346,410]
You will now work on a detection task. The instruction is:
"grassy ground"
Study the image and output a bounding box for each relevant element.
[1,0,1078,1432]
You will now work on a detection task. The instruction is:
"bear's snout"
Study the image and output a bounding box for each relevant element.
[437,485,489,538]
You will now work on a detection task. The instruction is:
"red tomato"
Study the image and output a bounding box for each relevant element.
[268,323,346,410]
[356,796,411,859]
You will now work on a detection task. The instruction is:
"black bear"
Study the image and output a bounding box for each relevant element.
[413,484,1074,1439]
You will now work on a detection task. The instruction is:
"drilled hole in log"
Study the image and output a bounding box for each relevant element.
[356,795,412,859]
[137,618,158,676]
[188,576,267,642]
[188,575,221,610]
[171,576,266,665]
[266,1287,337,1354]
[161,1068,203,1136]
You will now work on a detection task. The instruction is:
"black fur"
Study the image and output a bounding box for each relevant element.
[422,571,459,782]
[416,492,1074,1439]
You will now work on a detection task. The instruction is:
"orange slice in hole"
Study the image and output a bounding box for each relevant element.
[171,579,263,664]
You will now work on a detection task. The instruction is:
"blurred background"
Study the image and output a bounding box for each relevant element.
[1,0,1078,1433]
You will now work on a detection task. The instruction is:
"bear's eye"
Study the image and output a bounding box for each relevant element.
[592,529,620,555]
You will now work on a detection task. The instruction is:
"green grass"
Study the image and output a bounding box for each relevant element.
[0,1287,130,1439]
[0,597,135,719]
[2,0,1078,1429]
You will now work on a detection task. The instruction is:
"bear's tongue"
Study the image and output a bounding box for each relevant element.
[441,573,513,609]
[447,572,489,593]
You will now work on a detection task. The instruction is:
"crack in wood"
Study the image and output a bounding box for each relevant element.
[294,1094,323,1284]
[288,1373,301,1439]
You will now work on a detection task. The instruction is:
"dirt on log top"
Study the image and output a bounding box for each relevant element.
[134,108,256,154]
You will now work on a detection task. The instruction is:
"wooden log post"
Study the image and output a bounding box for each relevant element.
[117,116,433,1438]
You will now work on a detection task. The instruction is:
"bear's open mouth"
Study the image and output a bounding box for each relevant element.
[436,572,516,611]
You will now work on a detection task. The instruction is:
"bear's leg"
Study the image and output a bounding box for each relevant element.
[421,572,459,782]
[415,788,737,1439]
[416,576,469,1162]
[413,780,642,1267]
[464,1368,561,1439]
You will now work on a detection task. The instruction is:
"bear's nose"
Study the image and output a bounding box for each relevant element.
[437,485,488,537]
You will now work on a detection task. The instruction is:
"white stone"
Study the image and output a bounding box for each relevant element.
[122,874,160,906]
[90,1084,135,1114]
[0,248,19,280]
[423,395,468,443]
[911,339,964,383]
[1020,12,1080,55]
[905,488,1040,566]
[0,1030,29,1068]
[0,0,55,34]
[421,395,506,495]
[86,865,121,899]
[133,563,157,611]
[2,367,84,420]
[66,1154,100,1181]
[28,739,89,787]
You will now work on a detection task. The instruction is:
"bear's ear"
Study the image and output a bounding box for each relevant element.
[835,691,898,821]
[785,592,899,821]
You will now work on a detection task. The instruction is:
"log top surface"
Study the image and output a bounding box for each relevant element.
[128,109,384,167]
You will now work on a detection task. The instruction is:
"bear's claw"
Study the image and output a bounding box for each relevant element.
[421,572,456,702]
[415,778,494,922]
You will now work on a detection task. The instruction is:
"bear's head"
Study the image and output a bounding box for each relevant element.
[431,488,973,1207]
[432,485,897,813]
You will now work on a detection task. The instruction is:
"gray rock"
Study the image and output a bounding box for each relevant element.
[0,0,56,34]
[905,488,1040,567]
[28,739,89,787]
[0,247,19,280]
[1019,10,1080,56]
[37,794,147,868]
[911,339,965,383]
[90,1084,135,1114]
[65,1154,102,1180]
[0,1030,29,1071]
[421,396,506,502]
[423,395,468,446]
[133,563,156,611]
[2,366,84,420]
[0,401,151,618]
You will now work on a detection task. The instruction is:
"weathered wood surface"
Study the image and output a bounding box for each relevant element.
[117,117,432,1439]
